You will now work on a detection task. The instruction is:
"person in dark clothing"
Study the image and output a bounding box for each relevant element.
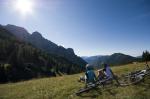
[85,64,96,83]
[103,64,120,85]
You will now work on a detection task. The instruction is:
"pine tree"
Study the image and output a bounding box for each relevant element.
[142,50,150,64]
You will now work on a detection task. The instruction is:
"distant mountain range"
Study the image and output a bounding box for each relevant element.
[0,24,86,82]
[82,53,142,67]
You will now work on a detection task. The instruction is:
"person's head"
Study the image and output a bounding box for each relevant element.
[86,64,93,71]
[104,63,108,69]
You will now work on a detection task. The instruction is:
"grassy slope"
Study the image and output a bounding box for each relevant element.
[0,62,150,99]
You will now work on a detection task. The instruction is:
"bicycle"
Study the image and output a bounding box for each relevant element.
[76,76,117,95]
[119,64,150,86]
[76,64,150,95]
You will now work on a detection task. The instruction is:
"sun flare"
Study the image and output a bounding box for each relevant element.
[13,0,34,16]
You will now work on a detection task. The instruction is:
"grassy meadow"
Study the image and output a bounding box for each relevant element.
[0,62,150,99]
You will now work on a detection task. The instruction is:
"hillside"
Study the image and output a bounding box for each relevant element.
[0,62,149,99]
[0,25,85,83]
[3,24,86,66]
[82,53,139,67]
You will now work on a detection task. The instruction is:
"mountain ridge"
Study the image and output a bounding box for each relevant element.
[82,53,140,66]
[0,25,86,82]
[3,24,86,66]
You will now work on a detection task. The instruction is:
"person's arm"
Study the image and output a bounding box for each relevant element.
[85,72,89,79]
[94,72,96,79]
[110,69,120,85]
[110,69,115,77]
[93,71,97,81]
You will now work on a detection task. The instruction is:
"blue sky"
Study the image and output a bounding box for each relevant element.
[0,0,150,56]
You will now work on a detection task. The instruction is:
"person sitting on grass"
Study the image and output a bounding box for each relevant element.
[85,64,96,84]
[103,63,113,79]
[103,63,120,85]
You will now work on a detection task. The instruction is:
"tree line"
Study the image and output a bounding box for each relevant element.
[142,50,150,64]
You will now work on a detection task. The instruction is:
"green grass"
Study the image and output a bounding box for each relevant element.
[0,62,150,99]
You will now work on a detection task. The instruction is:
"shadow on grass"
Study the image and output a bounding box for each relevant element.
[131,78,150,99]
[137,76,150,90]
[77,88,102,98]
[77,87,118,98]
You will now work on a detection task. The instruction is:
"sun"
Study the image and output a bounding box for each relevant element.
[13,0,34,16]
